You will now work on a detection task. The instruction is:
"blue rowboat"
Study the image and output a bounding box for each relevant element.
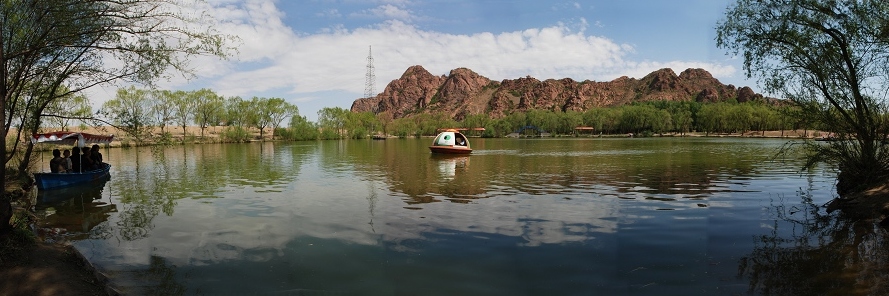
[31,132,115,190]
[34,163,111,190]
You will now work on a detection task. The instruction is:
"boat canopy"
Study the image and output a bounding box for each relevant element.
[31,132,114,147]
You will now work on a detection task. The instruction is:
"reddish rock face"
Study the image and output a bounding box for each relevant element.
[350,66,772,120]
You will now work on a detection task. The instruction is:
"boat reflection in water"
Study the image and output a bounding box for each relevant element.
[34,174,115,241]
[431,154,470,180]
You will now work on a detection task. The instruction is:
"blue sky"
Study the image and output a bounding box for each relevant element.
[90,0,752,122]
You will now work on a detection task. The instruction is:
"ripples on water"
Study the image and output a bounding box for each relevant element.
[31,138,889,295]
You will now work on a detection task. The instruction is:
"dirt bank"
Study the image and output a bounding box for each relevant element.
[828,184,889,227]
[0,239,110,296]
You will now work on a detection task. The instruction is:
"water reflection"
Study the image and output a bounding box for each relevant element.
[431,154,469,180]
[32,138,885,294]
[352,138,782,205]
[100,144,312,241]
[35,175,115,241]
[739,193,889,295]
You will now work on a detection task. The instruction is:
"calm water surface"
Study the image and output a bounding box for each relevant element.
[33,137,888,295]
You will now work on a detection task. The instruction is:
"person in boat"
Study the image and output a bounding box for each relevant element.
[82,148,97,171]
[49,149,65,173]
[90,144,103,165]
[62,149,72,172]
[70,146,84,173]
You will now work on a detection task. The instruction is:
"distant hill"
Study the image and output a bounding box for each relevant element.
[351,65,772,120]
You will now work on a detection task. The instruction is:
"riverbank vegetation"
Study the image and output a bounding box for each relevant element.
[1,0,233,233]
[11,85,823,150]
[28,87,812,144]
[718,0,889,220]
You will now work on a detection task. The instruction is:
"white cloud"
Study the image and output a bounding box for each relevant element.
[315,8,341,18]
[85,0,739,120]
[350,4,415,21]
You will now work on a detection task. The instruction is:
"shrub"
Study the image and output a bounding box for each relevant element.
[221,126,250,142]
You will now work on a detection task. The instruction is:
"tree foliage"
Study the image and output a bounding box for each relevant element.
[101,86,155,142]
[252,97,298,140]
[192,88,224,138]
[717,0,889,194]
[1,0,232,187]
[42,87,93,131]
[151,90,177,135]
[0,0,232,234]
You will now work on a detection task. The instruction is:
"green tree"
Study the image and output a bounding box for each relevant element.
[390,117,417,138]
[192,89,224,139]
[1,0,231,192]
[317,107,349,139]
[101,86,154,142]
[557,111,583,135]
[171,90,195,141]
[502,112,527,134]
[670,108,693,135]
[718,0,889,194]
[223,96,252,128]
[253,97,298,140]
[485,118,514,137]
[347,111,379,139]
[220,96,252,142]
[43,90,92,131]
[697,103,730,135]
[377,111,394,136]
[286,115,319,141]
[151,90,177,135]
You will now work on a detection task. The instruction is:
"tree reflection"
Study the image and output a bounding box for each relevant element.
[107,143,308,241]
[738,193,889,295]
[334,138,777,204]
[132,255,186,296]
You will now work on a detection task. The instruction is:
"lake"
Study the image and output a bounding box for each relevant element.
[33,137,889,295]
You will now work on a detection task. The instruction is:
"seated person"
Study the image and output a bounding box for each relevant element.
[70,146,83,173]
[82,150,96,171]
[49,149,65,173]
[90,144,103,165]
[62,149,72,172]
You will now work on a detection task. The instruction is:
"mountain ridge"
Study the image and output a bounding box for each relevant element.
[351,65,770,120]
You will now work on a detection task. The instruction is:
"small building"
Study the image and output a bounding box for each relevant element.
[574,126,595,136]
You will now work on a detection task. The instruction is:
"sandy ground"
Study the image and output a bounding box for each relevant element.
[0,241,109,296]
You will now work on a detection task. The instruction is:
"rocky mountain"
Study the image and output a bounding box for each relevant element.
[351,65,768,120]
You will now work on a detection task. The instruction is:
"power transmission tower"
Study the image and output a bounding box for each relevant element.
[364,45,376,99]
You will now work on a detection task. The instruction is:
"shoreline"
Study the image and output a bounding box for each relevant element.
[16,126,827,149]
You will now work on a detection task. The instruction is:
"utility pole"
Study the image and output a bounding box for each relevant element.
[364,45,376,99]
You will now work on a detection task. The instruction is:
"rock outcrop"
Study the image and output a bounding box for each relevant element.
[351,65,769,120]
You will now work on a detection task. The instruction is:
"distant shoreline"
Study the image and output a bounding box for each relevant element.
[14,126,825,150]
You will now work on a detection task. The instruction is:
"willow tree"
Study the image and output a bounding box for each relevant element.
[192,88,224,139]
[717,0,889,195]
[251,97,299,140]
[0,0,231,230]
[101,86,155,143]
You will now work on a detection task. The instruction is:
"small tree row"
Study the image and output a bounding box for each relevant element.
[274,100,805,141]
[100,87,298,143]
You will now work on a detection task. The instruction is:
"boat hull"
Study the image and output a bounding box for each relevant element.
[429,146,472,154]
[34,163,111,190]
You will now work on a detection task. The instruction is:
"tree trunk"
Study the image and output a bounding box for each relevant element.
[0,193,11,234]
[1,19,7,223]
